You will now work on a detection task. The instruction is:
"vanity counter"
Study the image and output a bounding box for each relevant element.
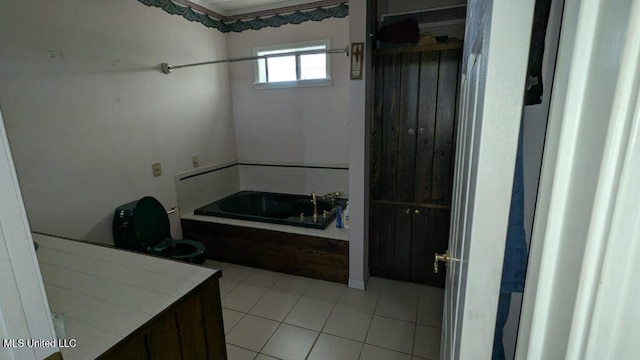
[34,233,226,360]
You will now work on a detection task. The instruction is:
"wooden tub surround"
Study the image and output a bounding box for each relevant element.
[34,233,227,360]
[182,219,349,284]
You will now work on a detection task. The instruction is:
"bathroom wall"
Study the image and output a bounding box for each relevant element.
[0,0,237,244]
[226,17,350,166]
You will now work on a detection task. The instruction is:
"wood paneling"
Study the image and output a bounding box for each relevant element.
[415,51,439,204]
[380,54,402,201]
[396,53,420,202]
[146,314,182,360]
[97,275,226,360]
[432,50,460,204]
[370,47,461,287]
[182,220,349,284]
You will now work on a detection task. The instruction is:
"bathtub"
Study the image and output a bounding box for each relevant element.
[193,190,339,230]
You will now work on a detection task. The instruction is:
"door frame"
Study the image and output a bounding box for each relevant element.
[0,108,58,359]
[517,0,640,358]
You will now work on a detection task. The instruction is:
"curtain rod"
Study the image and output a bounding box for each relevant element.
[161,47,350,74]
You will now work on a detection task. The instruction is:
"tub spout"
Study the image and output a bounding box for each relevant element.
[322,191,342,205]
[311,192,318,223]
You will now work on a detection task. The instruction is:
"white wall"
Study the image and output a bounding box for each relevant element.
[0,0,237,244]
[226,17,350,165]
[347,0,370,290]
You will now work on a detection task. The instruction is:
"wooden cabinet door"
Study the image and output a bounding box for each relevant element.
[370,45,461,286]
[369,203,449,287]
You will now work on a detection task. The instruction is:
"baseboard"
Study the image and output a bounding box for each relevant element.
[348,279,365,290]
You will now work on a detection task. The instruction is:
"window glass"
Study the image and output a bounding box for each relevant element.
[254,40,331,88]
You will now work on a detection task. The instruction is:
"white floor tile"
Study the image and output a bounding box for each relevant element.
[366,316,415,354]
[203,259,230,270]
[366,277,394,293]
[222,308,245,334]
[375,294,418,323]
[222,264,255,283]
[417,286,444,304]
[219,280,239,298]
[261,324,318,360]
[337,288,380,314]
[242,269,282,289]
[222,284,267,312]
[284,297,334,331]
[323,307,373,342]
[387,282,420,299]
[417,300,443,329]
[413,325,441,360]
[226,344,257,360]
[308,333,363,360]
[271,275,311,296]
[249,290,300,321]
[367,277,419,299]
[359,344,412,360]
[303,279,347,304]
[255,355,279,360]
[226,315,279,352]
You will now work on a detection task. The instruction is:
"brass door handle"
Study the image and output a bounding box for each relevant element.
[434,251,450,274]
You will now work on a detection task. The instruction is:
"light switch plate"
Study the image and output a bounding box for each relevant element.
[152,163,162,177]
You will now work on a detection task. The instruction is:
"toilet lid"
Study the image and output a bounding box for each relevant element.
[133,196,171,249]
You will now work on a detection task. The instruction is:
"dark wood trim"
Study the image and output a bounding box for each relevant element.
[44,352,63,360]
[182,219,349,284]
[372,199,451,210]
[375,42,463,55]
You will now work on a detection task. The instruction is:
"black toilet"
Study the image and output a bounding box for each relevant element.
[113,196,206,264]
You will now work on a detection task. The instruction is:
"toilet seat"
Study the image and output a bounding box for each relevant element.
[133,196,206,263]
[149,238,206,260]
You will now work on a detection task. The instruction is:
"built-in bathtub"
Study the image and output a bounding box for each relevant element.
[194,190,338,230]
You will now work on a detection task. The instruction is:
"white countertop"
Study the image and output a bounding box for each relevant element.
[33,233,218,360]
[182,213,350,241]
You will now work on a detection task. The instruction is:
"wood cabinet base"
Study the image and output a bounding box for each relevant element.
[182,219,349,284]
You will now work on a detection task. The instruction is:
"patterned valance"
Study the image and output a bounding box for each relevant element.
[138,0,349,33]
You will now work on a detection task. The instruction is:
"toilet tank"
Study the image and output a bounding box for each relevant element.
[113,200,145,251]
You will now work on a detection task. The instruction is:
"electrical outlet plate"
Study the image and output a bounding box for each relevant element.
[152,163,162,177]
[192,155,199,168]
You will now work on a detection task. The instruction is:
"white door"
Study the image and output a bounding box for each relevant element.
[439,1,535,358]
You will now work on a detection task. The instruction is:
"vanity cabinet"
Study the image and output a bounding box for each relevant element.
[369,43,461,287]
[35,234,227,360]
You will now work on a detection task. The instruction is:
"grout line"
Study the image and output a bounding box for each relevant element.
[413,291,420,357]
[357,290,381,359]
[224,268,444,359]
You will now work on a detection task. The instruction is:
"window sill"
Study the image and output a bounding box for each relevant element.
[253,78,333,90]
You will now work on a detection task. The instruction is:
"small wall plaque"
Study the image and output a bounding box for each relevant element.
[350,42,364,80]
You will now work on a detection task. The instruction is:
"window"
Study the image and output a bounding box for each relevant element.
[254,40,332,89]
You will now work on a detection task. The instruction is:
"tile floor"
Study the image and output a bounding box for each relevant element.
[205,260,444,360]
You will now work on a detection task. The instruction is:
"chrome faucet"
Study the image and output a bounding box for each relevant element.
[311,192,318,223]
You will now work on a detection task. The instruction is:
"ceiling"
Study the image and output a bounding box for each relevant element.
[190,0,317,15]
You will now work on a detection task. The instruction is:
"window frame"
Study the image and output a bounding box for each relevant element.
[253,39,332,90]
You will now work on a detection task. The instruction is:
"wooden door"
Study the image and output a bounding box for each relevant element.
[369,44,461,287]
